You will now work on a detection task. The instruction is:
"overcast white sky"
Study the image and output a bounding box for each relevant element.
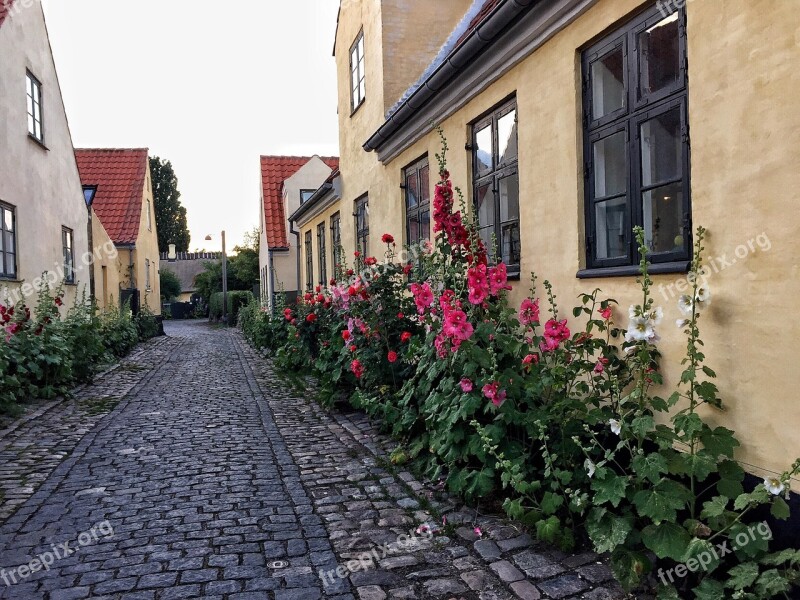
[42,0,341,252]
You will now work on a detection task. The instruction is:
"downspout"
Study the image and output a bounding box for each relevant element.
[268,248,276,314]
[87,206,95,303]
[289,219,301,294]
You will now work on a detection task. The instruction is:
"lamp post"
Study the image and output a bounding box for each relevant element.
[205,231,228,323]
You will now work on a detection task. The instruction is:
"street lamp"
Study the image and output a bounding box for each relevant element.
[205,231,228,323]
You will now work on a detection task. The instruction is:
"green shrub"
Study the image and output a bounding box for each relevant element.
[135,305,160,341]
[63,292,108,384]
[99,303,139,358]
[210,291,253,325]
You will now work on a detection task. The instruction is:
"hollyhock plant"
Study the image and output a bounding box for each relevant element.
[460,378,473,392]
[350,359,364,378]
[382,233,394,244]
[410,282,434,314]
[488,264,511,296]
[519,298,540,326]
[401,331,412,343]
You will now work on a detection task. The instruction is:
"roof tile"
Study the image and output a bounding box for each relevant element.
[75,149,149,246]
[261,156,338,249]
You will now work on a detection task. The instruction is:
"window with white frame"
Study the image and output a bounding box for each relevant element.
[62,227,75,284]
[0,203,17,279]
[26,71,43,142]
[350,31,366,112]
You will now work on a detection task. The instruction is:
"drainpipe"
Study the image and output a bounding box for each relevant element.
[289,220,301,294]
[268,248,276,314]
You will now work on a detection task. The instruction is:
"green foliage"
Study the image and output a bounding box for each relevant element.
[210,291,253,325]
[149,156,190,252]
[1,282,147,414]
[159,269,182,301]
[135,305,160,341]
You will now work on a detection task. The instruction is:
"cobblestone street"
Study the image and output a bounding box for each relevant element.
[0,321,624,600]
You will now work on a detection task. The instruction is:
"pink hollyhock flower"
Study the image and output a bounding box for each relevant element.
[599,306,613,320]
[387,351,398,363]
[522,354,539,367]
[443,309,474,342]
[382,233,395,244]
[467,264,490,305]
[540,336,560,353]
[541,319,571,353]
[488,263,512,296]
[460,378,473,393]
[349,345,357,352]
[350,360,365,378]
[482,382,507,407]
[519,298,540,326]
[410,282,434,314]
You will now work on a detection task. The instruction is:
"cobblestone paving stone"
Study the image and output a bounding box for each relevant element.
[0,321,626,599]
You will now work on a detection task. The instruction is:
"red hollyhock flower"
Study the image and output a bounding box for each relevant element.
[599,306,613,320]
[349,345,357,353]
[387,351,398,363]
[350,359,365,378]
[354,251,361,258]
[401,331,412,343]
[55,297,63,307]
[329,278,337,286]
[306,313,317,323]
[365,257,377,266]
[381,233,394,244]
[403,263,413,275]
[347,269,355,277]
[283,308,293,321]
[342,330,351,341]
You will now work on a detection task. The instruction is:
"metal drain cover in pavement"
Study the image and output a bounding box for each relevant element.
[268,560,289,569]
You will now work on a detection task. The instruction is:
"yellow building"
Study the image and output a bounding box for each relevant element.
[76,149,162,315]
[325,0,800,484]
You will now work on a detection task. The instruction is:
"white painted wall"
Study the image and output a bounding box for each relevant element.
[0,3,91,311]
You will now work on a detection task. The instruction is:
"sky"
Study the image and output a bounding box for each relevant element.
[42,0,341,253]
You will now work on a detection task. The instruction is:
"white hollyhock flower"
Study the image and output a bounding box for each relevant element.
[651,307,664,325]
[695,286,712,305]
[764,477,785,496]
[585,459,596,478]
[625,316,655,342]
[676,319,690,329]
[609,419,622,436]
[678,295,694,315]
[628,305,639,319]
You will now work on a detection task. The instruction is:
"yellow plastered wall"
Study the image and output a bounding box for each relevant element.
[134,164,161,315]
[90,215,122,311]
[343,0,800,482]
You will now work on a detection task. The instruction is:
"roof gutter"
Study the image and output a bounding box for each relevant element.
[363,0,536,153]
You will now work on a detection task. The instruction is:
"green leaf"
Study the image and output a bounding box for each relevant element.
[770,497,790,520]
[674,413,703,438]
[586,508,632,554]
[682,538,721,573]
[699,426,739,458]
[693,578,725,600]
[760,549,800,566]
[592,473,628,508]
[632,453,668,484]
[730,523,771,559]
[700,496,729,519]
[540,491,564,515]
[754,569,791,596]
[725,562,759,590]
[630,415,655,438]
[642,522,691,561]
[734,493,753,511]
[536,516,561,545]
[686,450,717,482]
[634,481,690,525]
[717,478,744,499]
[610,547,650,592]
[656,584,681,600]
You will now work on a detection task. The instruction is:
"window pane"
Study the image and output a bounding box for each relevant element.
[476,182,494,251]
[498,110,518,164]
[638,13,680,98]
[5,252,14,276]
[4,210,12,231]
[406,172,418,209]
[595,197,627,260]
[475,125,493,175]
[499,173,519,225]
[408,214,420,245]
[419,165,430,203]
[28,114,35,135]
[420,210,430,242]
[591,47,625,120]
[640,107,681,187]
[593,131,627,198]
[643,182,683,254]
[359,78,366,101]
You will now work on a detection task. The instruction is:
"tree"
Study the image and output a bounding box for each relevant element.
[150,156,190,252]
[194,227,261,302]
[159,269,182,301]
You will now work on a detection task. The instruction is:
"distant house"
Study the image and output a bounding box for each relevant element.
[75,149,161,315]
[0,0,108,311]
[258,155,338,311]
[159,252,221,303]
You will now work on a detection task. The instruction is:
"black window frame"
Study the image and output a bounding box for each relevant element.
[304,231,314,291]
[300,189,316,204]
[471,97,520,277]
[354,195,369,260]
[26,71,44,143]
[581,4,691,275]
[317,222,327,286]
[350,30,366,114]
[0,202,17,280]
[403,155,431,247]
[330,212,342,280]
[62,226,75,284]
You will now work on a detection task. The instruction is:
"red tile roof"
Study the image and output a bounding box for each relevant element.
[456,0,503,46]
[261,156,339,249]
[0,0,16,29]
[75,149,149,246]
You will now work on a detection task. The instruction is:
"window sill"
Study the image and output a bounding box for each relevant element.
[576,261,690,279]
[28,134,49,151]
[350,99,366,118]
[0,277,22,283]
[64,282,77,287]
